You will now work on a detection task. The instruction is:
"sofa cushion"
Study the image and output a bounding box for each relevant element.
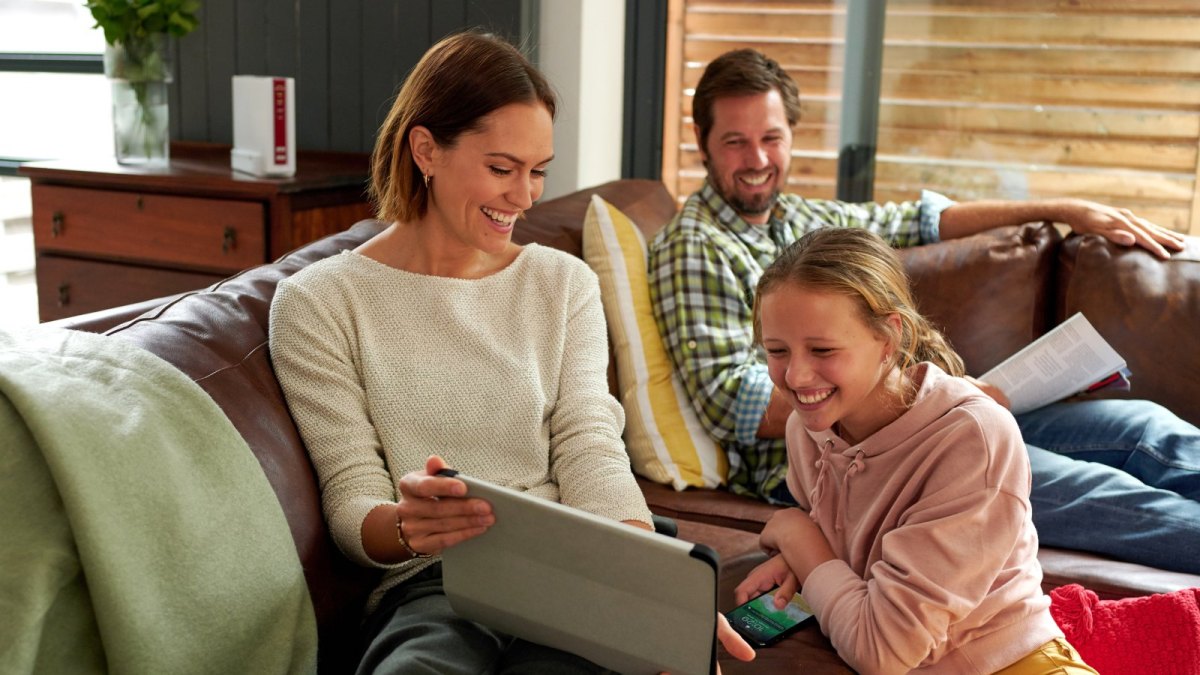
[899,222,1061,376]
[583,196,727,489]
[1056,233,1200,427]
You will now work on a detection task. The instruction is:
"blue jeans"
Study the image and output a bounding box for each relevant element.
[1017,399,1200,574]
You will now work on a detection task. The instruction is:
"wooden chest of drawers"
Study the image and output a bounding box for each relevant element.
[22,143,374,321]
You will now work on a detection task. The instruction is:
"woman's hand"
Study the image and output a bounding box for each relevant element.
[394,455,495,556]
[717,611,756,667]
[658,612,754,674]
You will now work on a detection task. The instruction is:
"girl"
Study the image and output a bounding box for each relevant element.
[737,227,1096,674]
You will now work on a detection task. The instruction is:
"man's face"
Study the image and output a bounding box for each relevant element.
[697,90,793,225]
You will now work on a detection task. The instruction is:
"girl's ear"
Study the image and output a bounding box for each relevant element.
[883,313,903,358]
[409,125,438,173]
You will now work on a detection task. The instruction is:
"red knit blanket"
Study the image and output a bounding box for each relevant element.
[1049,584,1200,674]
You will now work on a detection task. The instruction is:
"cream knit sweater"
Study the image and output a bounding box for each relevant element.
[269,244,652,609]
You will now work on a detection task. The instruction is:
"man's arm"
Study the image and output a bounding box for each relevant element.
[648,231,769,446]
[939,198,1185,259]
[756,387,792,439]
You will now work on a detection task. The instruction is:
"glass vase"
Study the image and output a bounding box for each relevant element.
[104,36,173,166]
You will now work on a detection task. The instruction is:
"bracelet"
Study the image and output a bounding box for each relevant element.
[396,512,432,559]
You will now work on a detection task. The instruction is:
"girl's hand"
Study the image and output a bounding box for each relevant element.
[759,508,836,589]
[734,554,798,608]
[759,507,817,553]
[395,455,495,556]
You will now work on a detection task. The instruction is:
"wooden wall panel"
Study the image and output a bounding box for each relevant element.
[665,0,1200,234]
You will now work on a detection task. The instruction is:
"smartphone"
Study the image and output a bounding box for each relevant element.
[725,588,816,647]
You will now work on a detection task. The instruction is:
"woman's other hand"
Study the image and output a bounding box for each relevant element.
[717,611,756,667]
[394,455,495,556]
[658,612,755,674]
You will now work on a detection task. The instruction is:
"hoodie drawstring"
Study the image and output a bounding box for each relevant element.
[834,449,867,533]
[808,439,836,523]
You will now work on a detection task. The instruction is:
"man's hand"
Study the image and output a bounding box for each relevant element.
[964,376,1011,410]
[1058,198,1186,260]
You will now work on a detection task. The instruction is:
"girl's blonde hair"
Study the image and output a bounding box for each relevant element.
[752,228,965,398]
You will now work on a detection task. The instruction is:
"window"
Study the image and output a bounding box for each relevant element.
[662,0,1200,236]
[0,0,111,329]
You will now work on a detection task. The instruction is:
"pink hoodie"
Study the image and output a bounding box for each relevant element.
[785,363,1062,675]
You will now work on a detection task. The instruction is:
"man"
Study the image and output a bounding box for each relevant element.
[649,48,1200,573]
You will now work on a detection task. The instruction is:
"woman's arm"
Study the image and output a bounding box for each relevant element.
[547,266,653,526]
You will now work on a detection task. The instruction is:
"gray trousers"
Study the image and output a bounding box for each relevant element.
[357,564,616,675]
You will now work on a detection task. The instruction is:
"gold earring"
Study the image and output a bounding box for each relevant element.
[423,172,431,188]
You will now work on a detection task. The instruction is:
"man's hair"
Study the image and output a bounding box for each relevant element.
[370,31,557,223]
[692,48,801,154]
[752,228,966,400]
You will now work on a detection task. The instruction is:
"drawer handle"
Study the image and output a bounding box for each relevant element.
[57,282,70,307]
[52,211,64,236]
[222,226,237,253]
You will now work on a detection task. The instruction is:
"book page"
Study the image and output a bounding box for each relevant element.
[979,313,1126,415]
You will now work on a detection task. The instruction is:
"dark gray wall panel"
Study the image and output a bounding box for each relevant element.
[296,0,331,149]
[172,0,623,157]
[328,3,363,152]
[234,0,267,75]
[204,0,237,142]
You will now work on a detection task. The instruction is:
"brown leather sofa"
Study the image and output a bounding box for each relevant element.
[54,179,1200,673]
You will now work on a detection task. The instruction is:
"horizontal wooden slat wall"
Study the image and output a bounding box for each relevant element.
[664,0,1200,235]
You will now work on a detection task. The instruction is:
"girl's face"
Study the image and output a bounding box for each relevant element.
[425,102,554,259]
[759,284,902,444]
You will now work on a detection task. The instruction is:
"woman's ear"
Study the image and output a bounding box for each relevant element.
[409,125,437,173]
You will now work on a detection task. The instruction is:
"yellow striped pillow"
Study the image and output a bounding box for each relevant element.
[581,195,727,489]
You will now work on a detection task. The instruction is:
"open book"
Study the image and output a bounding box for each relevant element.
[979,313,1130,416]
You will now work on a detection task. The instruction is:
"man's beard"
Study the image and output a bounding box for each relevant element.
[706,161,783,221]
[728,190,779,219]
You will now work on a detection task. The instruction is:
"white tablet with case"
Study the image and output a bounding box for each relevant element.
[438,470,719,675]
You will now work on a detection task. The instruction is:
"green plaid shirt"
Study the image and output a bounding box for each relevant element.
[647,181,949,501]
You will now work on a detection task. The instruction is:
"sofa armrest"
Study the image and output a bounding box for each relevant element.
[41,292,189,334]
[1056,233,1200,426]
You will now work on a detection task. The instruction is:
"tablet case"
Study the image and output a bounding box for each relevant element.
[438,470,718,675]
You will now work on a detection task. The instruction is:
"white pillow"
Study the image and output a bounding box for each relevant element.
[581,195,727,490]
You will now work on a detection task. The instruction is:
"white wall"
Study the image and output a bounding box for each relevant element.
[537,0,626,200]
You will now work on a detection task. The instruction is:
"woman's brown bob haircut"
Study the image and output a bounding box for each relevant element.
[370,31,557,223]
[692,48,801,156]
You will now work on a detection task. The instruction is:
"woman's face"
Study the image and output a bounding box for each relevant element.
[759,284,900,444]
[425,102,554,258]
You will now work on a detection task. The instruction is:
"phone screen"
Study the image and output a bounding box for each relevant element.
[725,590,815,646]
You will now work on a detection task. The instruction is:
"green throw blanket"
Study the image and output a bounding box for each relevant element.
[0,327,317,674]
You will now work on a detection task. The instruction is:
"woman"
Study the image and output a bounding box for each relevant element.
[738,228,1096,674]
[269,31,666,673]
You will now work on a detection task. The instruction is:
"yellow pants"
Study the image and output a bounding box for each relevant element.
[994,638,1099,675]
